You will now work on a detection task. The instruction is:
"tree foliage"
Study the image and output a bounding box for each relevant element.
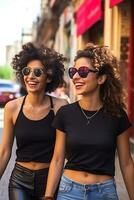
[0,65,14,80]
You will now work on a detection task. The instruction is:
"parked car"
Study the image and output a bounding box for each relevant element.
[0,79,20,107]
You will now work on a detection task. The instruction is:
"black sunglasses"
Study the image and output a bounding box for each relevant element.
[68,66,98,79]
[22,67,45,77]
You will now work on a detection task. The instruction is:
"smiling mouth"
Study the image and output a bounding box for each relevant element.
[26,81,39,87]
[28,81,37,84]
[74,82,84,88]
[75,83,84,86]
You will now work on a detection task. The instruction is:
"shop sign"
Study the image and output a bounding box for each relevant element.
[76,0,102,36]
[110,0,123,8]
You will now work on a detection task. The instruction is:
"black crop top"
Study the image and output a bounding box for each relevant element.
[14,96,56,163]
[52,102,131,176]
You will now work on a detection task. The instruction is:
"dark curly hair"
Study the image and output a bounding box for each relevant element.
[11,42,66,93]
[74,43,126,116]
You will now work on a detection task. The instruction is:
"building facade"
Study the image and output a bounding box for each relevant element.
[34,0,134,140]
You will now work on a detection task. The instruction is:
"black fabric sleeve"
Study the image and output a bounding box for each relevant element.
[52,107,65,132]
[117,109,132,135]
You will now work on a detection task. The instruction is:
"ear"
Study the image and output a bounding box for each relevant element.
[97,74,107,85]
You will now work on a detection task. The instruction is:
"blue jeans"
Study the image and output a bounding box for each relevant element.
[57,175,119,200]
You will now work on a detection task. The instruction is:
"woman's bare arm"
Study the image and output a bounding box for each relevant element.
[0,101,15,179]
[117,130,134,200]
[45,129,66,197]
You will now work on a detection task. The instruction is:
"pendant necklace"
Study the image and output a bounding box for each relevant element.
[79,104,101,125]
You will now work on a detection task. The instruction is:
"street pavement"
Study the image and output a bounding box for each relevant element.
[0,108,134,200]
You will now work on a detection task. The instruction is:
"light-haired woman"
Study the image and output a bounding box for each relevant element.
[44,44,134,200]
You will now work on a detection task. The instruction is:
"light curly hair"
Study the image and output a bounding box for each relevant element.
[74,43,126,116]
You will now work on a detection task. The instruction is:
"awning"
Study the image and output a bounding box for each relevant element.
[110,0,123,8]
[76,0,102,36]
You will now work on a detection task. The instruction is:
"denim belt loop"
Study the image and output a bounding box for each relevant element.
[97,183,102,193]
[84,184,91,191]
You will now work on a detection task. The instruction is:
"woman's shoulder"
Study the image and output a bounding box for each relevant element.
[4,96,24,113]
[115,107,129,119]
[119,107,128,115]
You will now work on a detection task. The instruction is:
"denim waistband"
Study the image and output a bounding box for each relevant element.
[62,174,115,191]
[15,163,49,175]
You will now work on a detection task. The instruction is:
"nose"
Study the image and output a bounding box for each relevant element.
[72,71,80,79]
[28,70,35,78]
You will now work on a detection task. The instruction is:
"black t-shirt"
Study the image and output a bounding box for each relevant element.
[52,102,131,176]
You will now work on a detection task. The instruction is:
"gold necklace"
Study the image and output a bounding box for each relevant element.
[80,106,101,125]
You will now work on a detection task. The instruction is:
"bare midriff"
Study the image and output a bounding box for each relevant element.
[16,161,50,170]
[63,169,112,184]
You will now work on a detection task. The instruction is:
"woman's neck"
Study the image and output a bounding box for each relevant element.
[26,92,46,107]
[79,96,103,111]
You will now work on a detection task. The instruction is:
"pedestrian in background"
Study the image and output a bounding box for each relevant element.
[44,43,134,200]
[50,80,70,103]
[0,42,67,200]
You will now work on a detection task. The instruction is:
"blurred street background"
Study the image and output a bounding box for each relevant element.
[0,0,134,199]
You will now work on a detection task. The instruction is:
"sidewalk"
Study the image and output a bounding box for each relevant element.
[0,142,134,200]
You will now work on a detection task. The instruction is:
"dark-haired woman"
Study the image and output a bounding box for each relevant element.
[44,44,134,200]
[0,42,67,200]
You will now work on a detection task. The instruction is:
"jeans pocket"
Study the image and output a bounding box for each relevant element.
[101,184,119,200]
[58,179,72,193]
